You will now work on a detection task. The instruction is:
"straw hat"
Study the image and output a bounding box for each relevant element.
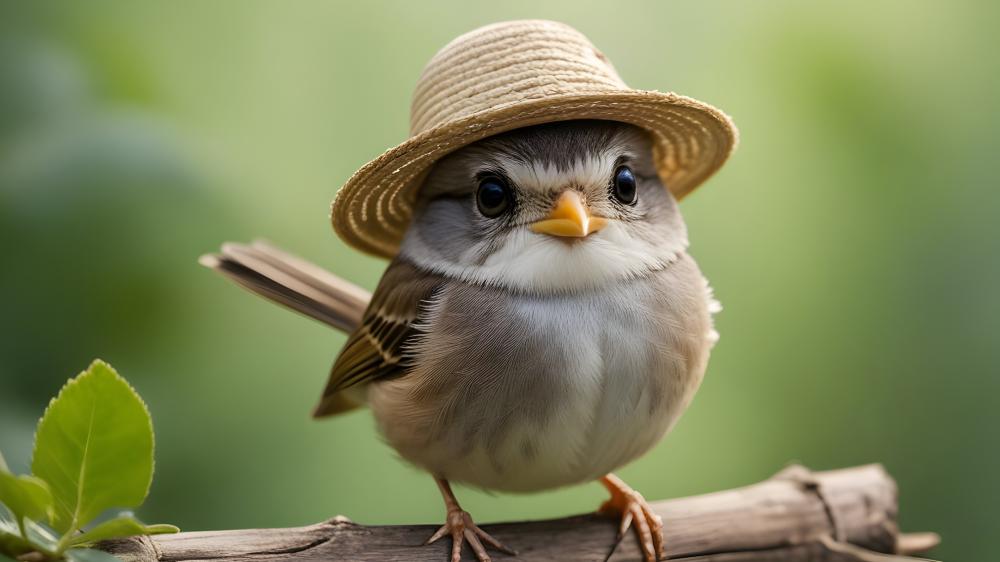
[331,19,738,258]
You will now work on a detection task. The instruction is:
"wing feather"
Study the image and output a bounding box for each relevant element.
[312,260,443,418]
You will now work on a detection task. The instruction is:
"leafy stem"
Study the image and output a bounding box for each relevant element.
[0,360,178,561]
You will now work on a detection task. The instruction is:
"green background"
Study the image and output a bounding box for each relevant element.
[1,2,996,560]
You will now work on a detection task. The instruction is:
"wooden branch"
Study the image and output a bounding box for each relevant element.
[101,464,939,561]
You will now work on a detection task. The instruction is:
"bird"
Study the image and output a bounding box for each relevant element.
[203,119,719,561]
[202,19,736,562]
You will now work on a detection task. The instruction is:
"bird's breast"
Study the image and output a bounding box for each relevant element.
[369,254,714,492]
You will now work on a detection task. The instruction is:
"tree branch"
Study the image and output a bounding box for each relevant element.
[101,464,939,561]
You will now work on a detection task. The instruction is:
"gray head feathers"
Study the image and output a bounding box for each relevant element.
[400,120,690,294]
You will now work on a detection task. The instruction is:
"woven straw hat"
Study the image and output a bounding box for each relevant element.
[331,19,738,258]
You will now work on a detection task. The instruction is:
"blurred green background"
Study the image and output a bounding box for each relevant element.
[0,2,996,560]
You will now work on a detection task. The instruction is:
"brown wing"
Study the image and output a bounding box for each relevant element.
[312,260,444,418]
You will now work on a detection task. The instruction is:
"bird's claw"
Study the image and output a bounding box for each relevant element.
[425,508,516,562]
[599,475,664,562]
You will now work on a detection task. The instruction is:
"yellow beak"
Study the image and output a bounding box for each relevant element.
[529,191,607,238]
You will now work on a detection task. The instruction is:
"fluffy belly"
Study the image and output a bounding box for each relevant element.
[371,343,680,492]
[368,269,711,493]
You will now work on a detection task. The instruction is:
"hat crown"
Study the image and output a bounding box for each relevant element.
[410,20,628,136]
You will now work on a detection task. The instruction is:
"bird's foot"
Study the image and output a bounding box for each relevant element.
[425,507,515,562]
[598,474,664,562]
[426,477,516,562]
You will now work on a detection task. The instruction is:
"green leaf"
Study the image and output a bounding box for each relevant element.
[0,526,33,557]
[20,519,59,555]
[31,360,154,535]
[64,548,123,562]
[0,469,53,524]
[0,505,58,558]
[140,524,178,535]
[67,516,178,547]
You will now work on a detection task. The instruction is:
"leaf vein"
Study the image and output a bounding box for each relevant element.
[68,400,98,532]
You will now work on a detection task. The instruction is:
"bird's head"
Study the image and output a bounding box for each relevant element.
[400,120,690,293]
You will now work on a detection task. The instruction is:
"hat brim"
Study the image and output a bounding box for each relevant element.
[331,90,738,258]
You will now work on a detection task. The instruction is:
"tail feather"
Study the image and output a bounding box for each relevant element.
[200,240,370,333]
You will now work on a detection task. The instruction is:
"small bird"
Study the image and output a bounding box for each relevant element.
[203,20,735,562]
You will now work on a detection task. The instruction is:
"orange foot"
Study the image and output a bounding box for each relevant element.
[598,474,664,562]
[425,477,516,562]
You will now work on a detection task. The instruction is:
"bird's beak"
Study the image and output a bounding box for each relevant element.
[529,191,607,238]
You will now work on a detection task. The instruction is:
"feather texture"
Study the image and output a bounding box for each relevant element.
[200,240,370,333]
[314,261,445,417]
[370,252,715,492]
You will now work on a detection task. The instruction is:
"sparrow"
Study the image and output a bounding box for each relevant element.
[203,119,718,562]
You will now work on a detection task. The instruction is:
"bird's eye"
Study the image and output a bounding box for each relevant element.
[476,176,512,218]
[612,165,637,205]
